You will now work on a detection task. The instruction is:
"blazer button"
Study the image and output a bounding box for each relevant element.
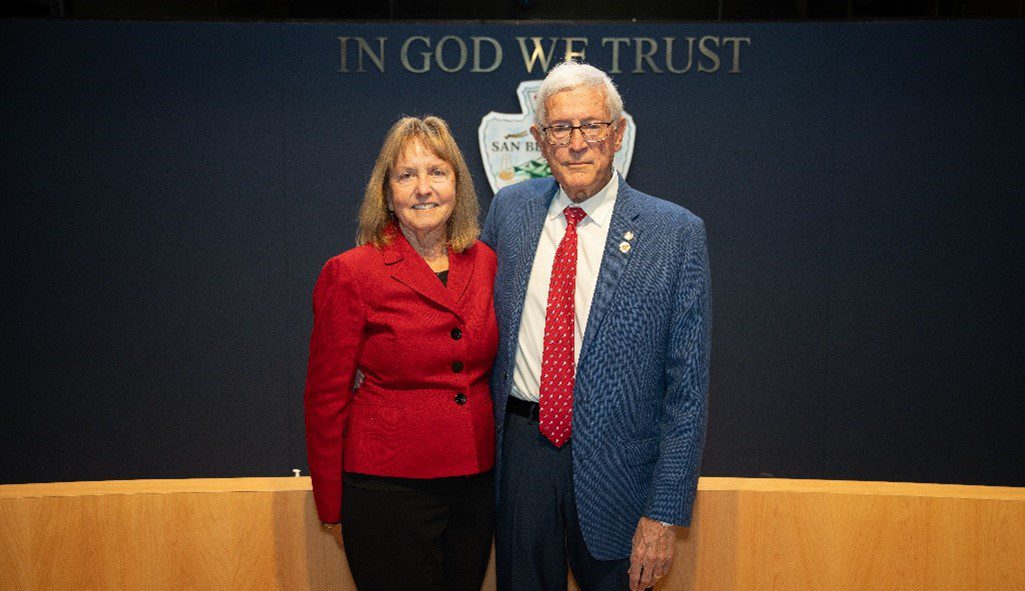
[450,327,462,340]
[454,393,467,405]
[452,361,464,373]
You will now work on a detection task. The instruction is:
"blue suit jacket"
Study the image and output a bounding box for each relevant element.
[481,176,711,560]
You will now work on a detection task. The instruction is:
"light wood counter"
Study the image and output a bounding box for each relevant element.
[2,477,1022,590]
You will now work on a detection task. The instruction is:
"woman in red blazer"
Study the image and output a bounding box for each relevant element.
[304,116,498,591]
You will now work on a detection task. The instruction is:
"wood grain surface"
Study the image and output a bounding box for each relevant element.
[2,477,1022,590]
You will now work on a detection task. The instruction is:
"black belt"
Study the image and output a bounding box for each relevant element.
[506,396,540,422]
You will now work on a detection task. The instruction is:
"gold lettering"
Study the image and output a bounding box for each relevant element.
[722,37,751,74]
[698,35,720,73]
[337,36,350,73]
[632,37,662,74]
[400,36,431,73]
[601,38,630,74]
[664,37,695,74]
[516,37,559,73]
[435,35,467,73]
[355,37,386,73]
[471,36,503,73]
[564,37,588,62]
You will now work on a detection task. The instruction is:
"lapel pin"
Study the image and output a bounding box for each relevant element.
[619,241,631,254]
[623,230,635,241]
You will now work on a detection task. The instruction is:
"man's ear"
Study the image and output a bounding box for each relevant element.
[530,125,549,160]
[530,124,544,146]
[612,117,627,151]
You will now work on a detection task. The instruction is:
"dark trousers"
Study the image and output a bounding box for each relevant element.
[496,409,631,591]
[341,471,494,591]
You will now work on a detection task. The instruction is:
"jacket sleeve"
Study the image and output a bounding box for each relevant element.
[304,256,367,523]
[645,219,711,527]
[480,192,500,250]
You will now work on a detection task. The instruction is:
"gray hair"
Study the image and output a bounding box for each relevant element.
[533,61,624,127]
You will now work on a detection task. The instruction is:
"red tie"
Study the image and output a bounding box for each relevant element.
[539,206,587,448]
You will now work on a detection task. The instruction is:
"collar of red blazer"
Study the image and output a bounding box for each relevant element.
[378,223,475,320]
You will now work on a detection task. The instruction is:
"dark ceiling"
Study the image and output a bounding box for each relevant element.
[3,0,1022,20]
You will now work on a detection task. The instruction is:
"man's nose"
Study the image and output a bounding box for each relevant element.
[568,127,588,151]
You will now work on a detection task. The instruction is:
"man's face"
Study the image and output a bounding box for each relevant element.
[531,85,626,203]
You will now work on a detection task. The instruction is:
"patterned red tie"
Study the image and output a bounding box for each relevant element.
[539,206,587,448]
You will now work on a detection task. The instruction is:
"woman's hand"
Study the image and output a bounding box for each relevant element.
[322,522,344,548]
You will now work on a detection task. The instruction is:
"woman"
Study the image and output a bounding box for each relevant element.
[304,116,497,590]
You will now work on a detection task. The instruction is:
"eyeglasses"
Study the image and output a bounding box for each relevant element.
[541,121,617,146]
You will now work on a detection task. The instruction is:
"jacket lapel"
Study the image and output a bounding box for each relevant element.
[383,231,467,322]
[506,181,559,351]
[445,243,475,308]
[580,178,642,357]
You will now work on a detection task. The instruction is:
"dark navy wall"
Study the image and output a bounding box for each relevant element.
[1,20,1023,485]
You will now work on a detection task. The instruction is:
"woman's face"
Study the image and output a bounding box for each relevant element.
[387,141,457,240]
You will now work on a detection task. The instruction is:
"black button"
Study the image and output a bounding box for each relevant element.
[454,393,467,405]
[452,361,464,373]
[450,327,462,340]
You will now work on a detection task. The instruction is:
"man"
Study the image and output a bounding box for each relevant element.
[481,61,711,591]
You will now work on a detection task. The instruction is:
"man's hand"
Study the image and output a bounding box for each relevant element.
[628,516,675,590]
[322,522,344,548]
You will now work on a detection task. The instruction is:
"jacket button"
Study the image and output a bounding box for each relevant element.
[454,393,467,405]
[450,327,462,340]
[452,361,464,373]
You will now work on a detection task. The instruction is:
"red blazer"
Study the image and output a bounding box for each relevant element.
[304,230,498,523]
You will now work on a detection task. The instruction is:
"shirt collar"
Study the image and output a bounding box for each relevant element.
[547,171,619,228]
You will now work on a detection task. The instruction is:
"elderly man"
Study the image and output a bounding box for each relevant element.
[481,61,711,591]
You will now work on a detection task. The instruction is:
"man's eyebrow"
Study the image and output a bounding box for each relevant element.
[549,118,605,125]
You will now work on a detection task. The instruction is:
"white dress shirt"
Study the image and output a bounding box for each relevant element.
[511,173,618,402]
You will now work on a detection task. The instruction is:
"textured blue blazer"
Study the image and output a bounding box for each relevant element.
[481,176,711,560]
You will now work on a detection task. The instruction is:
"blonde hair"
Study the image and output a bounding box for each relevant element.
[357,116,480,252]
